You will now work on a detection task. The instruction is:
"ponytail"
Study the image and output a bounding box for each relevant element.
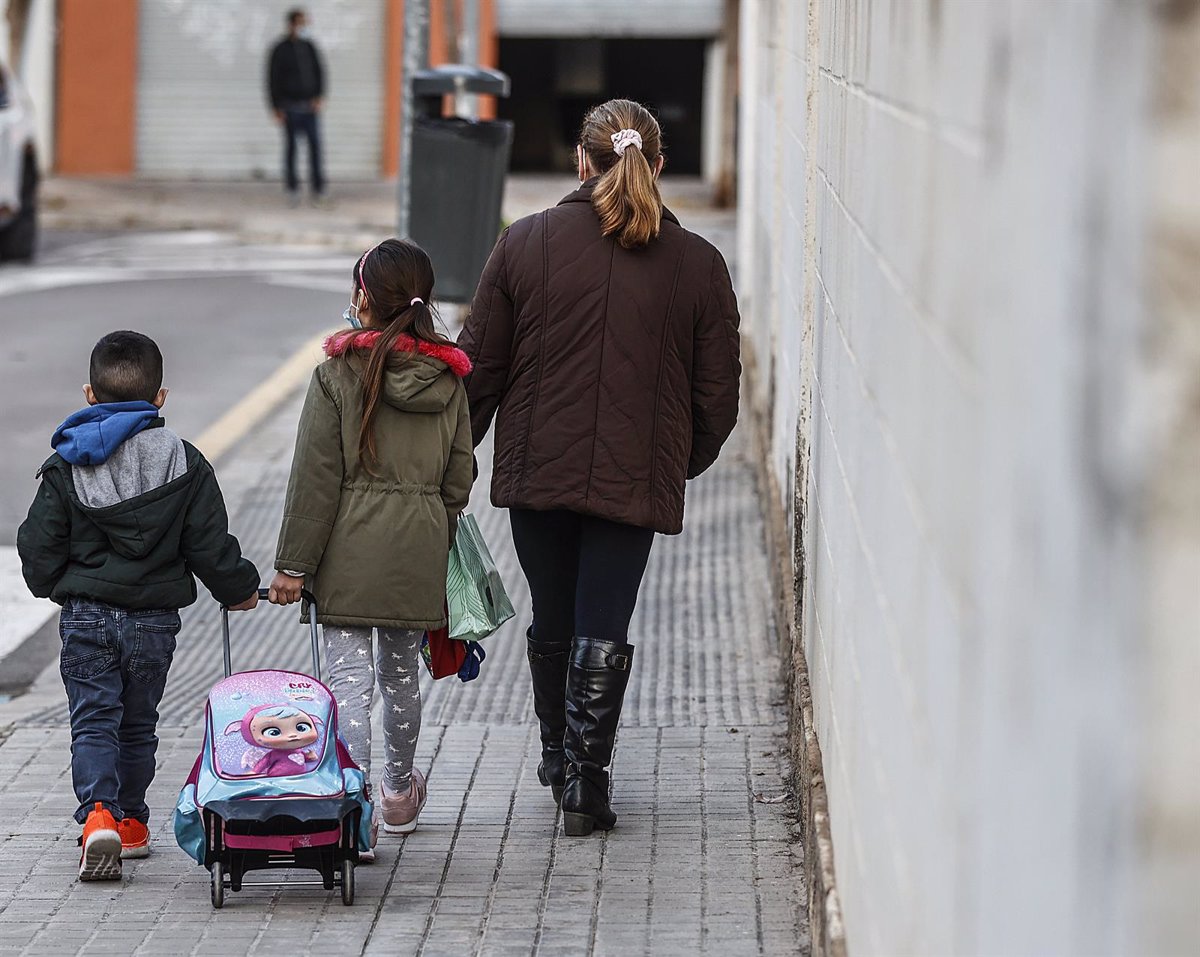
[358,310,406,471]
[579,99,664,250]
[592,145,663,249]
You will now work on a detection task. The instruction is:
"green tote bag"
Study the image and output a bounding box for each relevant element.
[446,513,515,642]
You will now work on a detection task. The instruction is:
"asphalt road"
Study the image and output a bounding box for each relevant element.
[0,228,357,672]
[0,229,351,539]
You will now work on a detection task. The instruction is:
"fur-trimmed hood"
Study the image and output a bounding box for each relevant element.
[324,330,472,413]
[324,331,472,376]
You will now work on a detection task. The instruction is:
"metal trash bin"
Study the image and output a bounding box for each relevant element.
[408,65,513,304]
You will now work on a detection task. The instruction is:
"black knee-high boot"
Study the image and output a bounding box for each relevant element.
[560,637,635,836]
[526,630,571,803]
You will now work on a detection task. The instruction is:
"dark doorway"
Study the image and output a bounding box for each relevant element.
[499,37,707,175]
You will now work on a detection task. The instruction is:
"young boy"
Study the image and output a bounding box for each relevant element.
[17,331,260,882]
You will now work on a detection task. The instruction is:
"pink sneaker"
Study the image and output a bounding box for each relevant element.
[380,768,427,834]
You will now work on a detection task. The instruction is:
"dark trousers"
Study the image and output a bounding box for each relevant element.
[509,509,655,646]
[283,108,325,195]
[58,600,180,825]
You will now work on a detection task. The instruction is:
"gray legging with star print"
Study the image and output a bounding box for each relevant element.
[323,625,423,791]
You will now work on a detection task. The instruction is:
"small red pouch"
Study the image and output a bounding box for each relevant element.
[421,603,467,679]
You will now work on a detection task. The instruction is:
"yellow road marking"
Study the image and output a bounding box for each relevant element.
[193,330,331,463]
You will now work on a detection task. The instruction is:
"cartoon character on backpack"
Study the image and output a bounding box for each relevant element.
[224,704,322,776]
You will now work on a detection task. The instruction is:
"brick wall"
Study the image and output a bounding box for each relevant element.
[738,0,1199,953]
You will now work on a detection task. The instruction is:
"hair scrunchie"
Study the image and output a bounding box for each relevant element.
[610,128,643,157]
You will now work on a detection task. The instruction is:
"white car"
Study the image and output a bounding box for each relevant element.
[0,59,37,261]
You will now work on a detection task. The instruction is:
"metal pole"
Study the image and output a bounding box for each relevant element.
[397,0,430,239]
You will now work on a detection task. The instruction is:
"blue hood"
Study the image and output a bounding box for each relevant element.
[52,402,161,466]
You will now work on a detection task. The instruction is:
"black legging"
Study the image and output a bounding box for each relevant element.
[509,509,655,646]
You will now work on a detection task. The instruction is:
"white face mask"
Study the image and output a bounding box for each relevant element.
[297,26,312,40]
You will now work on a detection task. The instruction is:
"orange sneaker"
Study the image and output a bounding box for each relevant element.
[79,803,121,881]
[117,818,150,859]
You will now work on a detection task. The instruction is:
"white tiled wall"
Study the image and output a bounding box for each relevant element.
[738,1,1186,952]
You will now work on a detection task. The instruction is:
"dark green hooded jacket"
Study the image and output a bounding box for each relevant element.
[18,435,259,610]
[275,332,474,630]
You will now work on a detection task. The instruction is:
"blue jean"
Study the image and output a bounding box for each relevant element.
[283,108,325,195]
[58,600,180,825]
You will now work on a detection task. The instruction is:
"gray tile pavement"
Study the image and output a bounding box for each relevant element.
[0,214,806,955]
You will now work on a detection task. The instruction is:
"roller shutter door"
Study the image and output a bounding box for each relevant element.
[136,0,384,178]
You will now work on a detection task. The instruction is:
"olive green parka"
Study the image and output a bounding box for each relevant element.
[275,332,474,629]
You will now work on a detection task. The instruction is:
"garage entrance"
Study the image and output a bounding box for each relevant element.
[498,38,706,175]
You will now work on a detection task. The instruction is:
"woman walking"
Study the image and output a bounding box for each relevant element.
[458,99,741,835]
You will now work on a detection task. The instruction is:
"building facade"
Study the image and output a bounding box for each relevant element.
[493,0,729,178]
[17,0,731,183]
[738,0,1200,954]
[49,0,465,178]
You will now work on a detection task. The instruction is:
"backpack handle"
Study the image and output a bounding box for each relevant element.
[220,587,321,681]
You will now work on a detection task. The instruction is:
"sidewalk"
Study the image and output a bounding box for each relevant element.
[0,185,805,955]
[40,175,734,256]
[0,390,806,956]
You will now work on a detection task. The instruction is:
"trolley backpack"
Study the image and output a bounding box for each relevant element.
[173,588,372,907]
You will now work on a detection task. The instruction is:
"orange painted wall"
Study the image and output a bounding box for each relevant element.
[382,0,404,176]
[429,0,449,64]
[56,0,138,175]
[477,0,497,120]
[382,0,498,176]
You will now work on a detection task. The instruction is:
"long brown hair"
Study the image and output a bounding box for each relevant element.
[579,99,664,249]
[352,239,452,469]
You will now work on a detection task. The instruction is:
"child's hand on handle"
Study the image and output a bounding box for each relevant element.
[269,572,304,605]
[228,592,259,612]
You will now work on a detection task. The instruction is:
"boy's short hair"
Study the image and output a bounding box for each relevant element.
[89,331,164,404]
[287,7,306,27]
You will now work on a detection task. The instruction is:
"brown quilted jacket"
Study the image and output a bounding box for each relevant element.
[458,180,741,535]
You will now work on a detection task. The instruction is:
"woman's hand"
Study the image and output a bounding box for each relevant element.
[268,572,304,605]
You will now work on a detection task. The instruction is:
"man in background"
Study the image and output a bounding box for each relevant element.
[267,8,327,206]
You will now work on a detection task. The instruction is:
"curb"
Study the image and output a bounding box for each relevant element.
[0,612,57,698]
[42,212,386,254]
[744,341,849,957]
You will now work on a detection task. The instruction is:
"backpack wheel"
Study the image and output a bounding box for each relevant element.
[210,861,225,908]
[340,858,355,905]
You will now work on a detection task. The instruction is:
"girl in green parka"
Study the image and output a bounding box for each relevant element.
[268,239,474,849]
